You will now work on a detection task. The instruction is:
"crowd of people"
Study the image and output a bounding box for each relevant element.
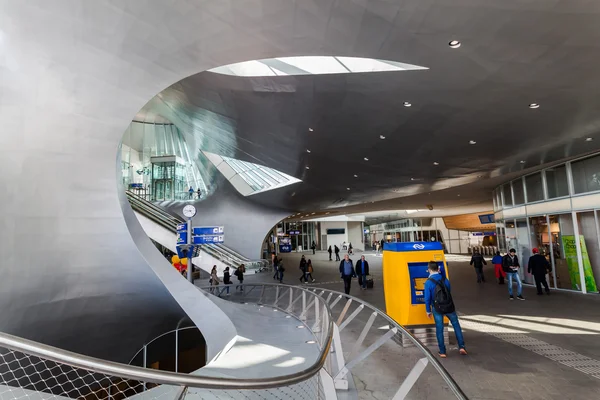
[470,247,552,299]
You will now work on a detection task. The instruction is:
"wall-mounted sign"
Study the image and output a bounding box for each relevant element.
[478,214,495,224]
[287,230,301,235]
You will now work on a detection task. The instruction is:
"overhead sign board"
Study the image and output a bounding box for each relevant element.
[193,235,225,245]
[193,226,224,235]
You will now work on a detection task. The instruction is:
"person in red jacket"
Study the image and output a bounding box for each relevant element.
[491,251,505,284]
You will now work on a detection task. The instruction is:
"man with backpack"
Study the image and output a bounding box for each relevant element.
[424,261,467,358]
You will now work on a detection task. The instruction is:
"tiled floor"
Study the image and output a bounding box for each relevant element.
[240,250,600,399]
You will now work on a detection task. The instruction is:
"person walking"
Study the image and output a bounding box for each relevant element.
[334,245,341,261]
[223,266,232,295]
[339,254,356,295]
[380,239,385,252]
[311,241,316,255]
[306,259,315,282]
[188,186,194,199]
[235,263,245,291]
[424,261,467,358]
[196,188,202,199]
[376,242,381,255]
[348,242,353,255]
[272,252,279,280]
[299,255,308,283]
[492,251,505,284]
[210,265,220,294]
[328,245,333,261]
[503,249,525,300]
[528,248,551,295]
[277,258,285,283]
[355,255,370,290]
[470,250,487,283]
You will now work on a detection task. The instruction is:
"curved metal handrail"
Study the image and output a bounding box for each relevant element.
[0,284,334,391]
[307,287,468,400]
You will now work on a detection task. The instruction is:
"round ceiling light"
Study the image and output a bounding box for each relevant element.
[449,40,461,49]
[306,149,311,153]
[529,103,540,109]
[520,160,526,164]
[308,128,314,132]
[305,166,310,169]
[364,157,369,161]
[469,140,476,145]
[380,135,386,139]
[353,174,358,178]
[346,187,350,190]
[403,102,412,107]
[433,162,439,166]
[586,137,593,142]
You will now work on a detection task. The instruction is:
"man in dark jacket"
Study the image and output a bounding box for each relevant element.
[355,255,370,290]
[334,245,341,261]
[502,249,524,300]
[470,251,487,283]
[339,254,356,295]
[528,248,551,295]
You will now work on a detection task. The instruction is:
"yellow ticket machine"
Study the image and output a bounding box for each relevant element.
[382,242,449,327]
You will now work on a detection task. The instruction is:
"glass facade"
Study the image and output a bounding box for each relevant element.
[493,151,600,294]
[120,122,209,201]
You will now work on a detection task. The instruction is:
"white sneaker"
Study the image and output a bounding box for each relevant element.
[312,279,316,283]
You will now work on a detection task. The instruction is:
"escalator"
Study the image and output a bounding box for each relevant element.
[125,191,269,274]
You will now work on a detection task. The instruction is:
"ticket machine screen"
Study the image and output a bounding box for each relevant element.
[408,261,445,305]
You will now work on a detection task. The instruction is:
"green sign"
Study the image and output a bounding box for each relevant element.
[561,235,598,292]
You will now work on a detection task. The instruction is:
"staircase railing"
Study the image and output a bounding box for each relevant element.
[205,283,468,400]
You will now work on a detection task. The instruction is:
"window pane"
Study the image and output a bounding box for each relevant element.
[546,166,569,198]
[571,155,600,194]
[502,184,513,206]
[525,172,544,202]
[512,179,525,205]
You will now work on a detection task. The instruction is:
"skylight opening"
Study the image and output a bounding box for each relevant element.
[209,56,428,77]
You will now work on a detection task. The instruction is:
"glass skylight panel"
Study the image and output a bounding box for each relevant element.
[208,56,427,77]
[335,57,402,72]
[276,56,348,75]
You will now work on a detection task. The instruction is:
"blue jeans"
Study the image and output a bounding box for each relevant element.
[361,274,367,288]
[433,311,465,354]
[506,272,522,296]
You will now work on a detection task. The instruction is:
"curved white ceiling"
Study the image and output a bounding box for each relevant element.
[209,56,428,77]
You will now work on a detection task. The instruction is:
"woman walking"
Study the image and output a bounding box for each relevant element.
[235,263,246,291]
[306,259,315,282]
[299,255,308,283]
[210,265,220,294]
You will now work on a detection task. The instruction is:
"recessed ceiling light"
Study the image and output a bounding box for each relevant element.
[379,135,386,139]
[353,174,358,178]
[410,178,416,181]
[364,157,369,161]
[449,40,461,49]
[469,140,476,145]
[403,102,412,107]
[308,128,314,132]
[433,162,439,166]
[586,137,593,142]
[529,103,540,109]
[306,340,317,344]
[347,187,350,190]
[297,325,305,329]
[305,166,310,169]
[457,194,461,197]
[306,149,311,153]
[520,160,526,164]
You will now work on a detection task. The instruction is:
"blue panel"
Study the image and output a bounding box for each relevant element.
[177,232,187,244]
[193,226,224,235]
[176,223,187,232]
[408,262,446,305]
[384,241,443,252]
[279,245,292,253]
[193,234,224,244]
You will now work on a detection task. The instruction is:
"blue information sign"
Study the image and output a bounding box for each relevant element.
[384,242,444,252]
[177,223,187,232]
[279,237,292,253]
[193,226,224,235]
[177,232,187,244]
[193,234,224,245]
[407,262,446,305]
